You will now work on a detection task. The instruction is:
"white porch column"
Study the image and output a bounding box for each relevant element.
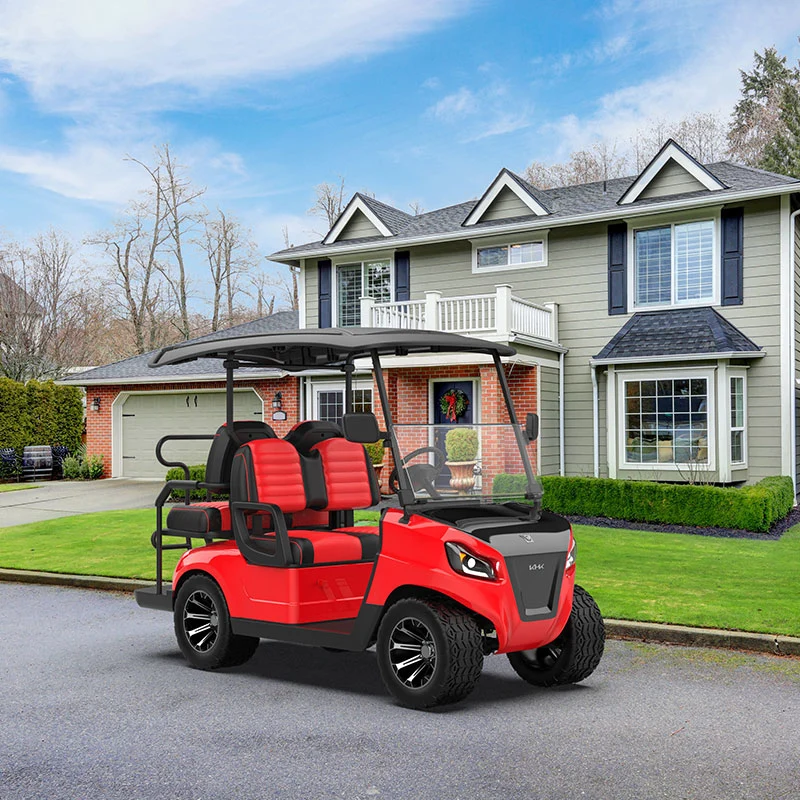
[424,291,441,330]
[360,295,375,327]
[495,284,513,339]
[544,301,559,343]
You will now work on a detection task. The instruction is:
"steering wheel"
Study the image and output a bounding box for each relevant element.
[388,446,447,499]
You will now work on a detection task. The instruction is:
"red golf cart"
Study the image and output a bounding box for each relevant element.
[135,328,604,709]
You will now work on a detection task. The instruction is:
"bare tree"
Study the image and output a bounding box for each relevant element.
[200,209,261,331]
[524,141,629,188]
[0,229,83,380]
[128,144,205,340]
[408,201,425,215]
[308,176,346,231]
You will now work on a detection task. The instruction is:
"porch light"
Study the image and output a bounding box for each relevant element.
[90,397,101,412]
[272,391,283,410]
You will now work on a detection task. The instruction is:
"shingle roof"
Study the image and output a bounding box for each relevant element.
[270,160,799,260]
[593,308,763,362]
[62,310,298,384]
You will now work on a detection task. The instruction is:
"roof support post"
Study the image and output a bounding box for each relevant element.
[223,357,238,428]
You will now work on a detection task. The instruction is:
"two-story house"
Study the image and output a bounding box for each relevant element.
[268,139,800,493]
[70,139,800,492]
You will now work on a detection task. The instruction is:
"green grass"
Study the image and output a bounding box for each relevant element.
[0,508,798,637]
[0,483,36,493]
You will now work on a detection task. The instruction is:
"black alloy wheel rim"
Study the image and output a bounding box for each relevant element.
[388,617,437,689]
[521,642,562,670]
[183,590,219,652]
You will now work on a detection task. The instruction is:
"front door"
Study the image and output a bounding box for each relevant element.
[431,380,476,488]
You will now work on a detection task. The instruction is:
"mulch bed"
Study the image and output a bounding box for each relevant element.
[566,504,800,541]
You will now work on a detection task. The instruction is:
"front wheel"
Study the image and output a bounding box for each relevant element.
[377,599,484,709]
[174,574,259,670]
[507,585,605,687]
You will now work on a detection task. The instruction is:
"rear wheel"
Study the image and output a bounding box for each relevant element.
[174,575,259,670]
[507,585,604,687]
[377,599,483,709]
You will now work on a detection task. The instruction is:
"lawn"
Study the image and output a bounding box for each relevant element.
[0,483,36,493]
[0,509,798,637]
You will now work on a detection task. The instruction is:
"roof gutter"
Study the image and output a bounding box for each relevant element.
[589,350,766,367]
[268,183,799,263]
[57,371,288,387]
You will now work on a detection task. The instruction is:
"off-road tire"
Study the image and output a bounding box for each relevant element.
[507,585,604,687]
[376,598,484,710]
[174,575,259,670]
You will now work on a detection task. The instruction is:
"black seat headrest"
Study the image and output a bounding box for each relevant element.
[205,420,276,486]
[285,420,343,455]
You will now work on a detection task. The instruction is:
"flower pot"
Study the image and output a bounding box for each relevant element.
[447,461,476,495]
[372,463,384,482]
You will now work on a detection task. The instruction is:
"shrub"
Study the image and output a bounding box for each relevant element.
[445,428,479,462]
[62,456,82,480]
[491,474,794,533]
[81,454,104,480]
[164,464,228,501]
[364,441,385,465]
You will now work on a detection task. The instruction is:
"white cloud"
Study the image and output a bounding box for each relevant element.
[0,0,466,111]
[430,87,477,120]
[541,0,800,159]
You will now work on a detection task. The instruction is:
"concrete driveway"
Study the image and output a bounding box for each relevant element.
[0,479,160,527]
[2,582,799,800]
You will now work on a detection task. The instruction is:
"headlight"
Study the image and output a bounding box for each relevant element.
[445,542,496,580]
[565,540,576,570]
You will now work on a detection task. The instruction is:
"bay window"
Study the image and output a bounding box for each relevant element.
[730,376,745,464]
[633,219,715,308]
[336,259,391,327]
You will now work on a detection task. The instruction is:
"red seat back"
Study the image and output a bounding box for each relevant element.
[231,439,307,514]
[311,438,379,512]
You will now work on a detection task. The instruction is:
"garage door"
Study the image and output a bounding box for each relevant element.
[120,390,263,478]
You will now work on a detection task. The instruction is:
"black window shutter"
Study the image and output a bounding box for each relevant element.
[394,251,410,302]
[318,259,332,328]
[608,222,627,315]
[721,208,744,306]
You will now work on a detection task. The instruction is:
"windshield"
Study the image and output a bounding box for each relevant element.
[391,423,540,504]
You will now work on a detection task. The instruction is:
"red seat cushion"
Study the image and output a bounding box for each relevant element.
[311,438,379,511]
[257,529,366,565]
[333,526,380,560]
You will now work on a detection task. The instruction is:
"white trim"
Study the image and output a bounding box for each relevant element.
[298,259,307,330]
[269,183,799,264]
[354,352,560,371]
[780,197,797,486]
[323,195,393,244]
[591,350,764,367]
[463,171,549,226]
[607,365,617,478]
[627,211,720,311]
[471,233,548,274]
[728,369,748,470]
[558,351,565,477]
[66,371,287,387]
[619,141,726,205]
[615,366,717,472]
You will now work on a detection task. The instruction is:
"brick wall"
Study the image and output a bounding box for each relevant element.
[84,376,301,478]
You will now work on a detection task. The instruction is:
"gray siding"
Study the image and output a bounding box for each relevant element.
[305,260,319,328]
[539,365,561,476]
[337,210,381,240]
[638,160,706,199]
[480,187,536,222]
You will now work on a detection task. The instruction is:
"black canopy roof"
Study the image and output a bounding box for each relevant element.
[149,328,515,371]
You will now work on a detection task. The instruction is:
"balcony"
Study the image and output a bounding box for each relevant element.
[360,284,559,347]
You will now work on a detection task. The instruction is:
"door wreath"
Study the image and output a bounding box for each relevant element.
[439,388,469,422]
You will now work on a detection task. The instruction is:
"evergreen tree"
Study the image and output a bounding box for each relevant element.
[761,83,800,178]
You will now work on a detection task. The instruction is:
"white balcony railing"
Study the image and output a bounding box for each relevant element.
[361,284,558,344]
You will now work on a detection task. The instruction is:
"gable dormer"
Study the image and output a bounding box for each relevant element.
[463,168,550,226]
[618,139,726,205]
[323,193,393,244]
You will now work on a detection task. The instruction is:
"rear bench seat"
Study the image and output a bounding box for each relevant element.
[230,436,380,566]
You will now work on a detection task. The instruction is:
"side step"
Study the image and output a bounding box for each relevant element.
[135,585,173,612]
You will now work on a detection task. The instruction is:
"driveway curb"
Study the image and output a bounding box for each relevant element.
[2,567,799,657]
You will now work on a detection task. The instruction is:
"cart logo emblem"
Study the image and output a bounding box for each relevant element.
[529,563,545,571]
[519,534,534,542]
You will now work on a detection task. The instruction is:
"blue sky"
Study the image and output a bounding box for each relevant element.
[1,0,800,277]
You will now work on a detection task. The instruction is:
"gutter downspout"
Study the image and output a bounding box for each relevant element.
[788,207,800,499]
[591,364,599,478]
[559,351,565,476]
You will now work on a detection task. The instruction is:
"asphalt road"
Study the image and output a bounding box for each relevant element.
[2,583,799,800]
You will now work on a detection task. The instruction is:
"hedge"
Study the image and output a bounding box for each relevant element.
[165,465,227,501]
[492,474,795,533]
[0,378,84,466]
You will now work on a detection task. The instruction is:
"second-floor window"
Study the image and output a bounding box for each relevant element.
[475,239,546,272]
[336,259,392,326]
[634,219,715,308]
